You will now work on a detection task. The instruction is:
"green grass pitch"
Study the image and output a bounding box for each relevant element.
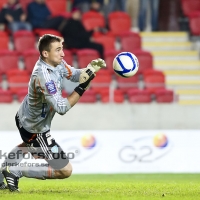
[1,174,200,200]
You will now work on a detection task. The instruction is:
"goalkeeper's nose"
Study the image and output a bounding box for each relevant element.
[61,50,65,57]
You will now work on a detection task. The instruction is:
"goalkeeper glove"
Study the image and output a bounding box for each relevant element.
[74,69,95,96]
[86,58,106,73]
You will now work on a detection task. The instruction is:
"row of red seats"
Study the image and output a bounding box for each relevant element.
[75,48,152,74]
[82,11,131,36]
[93,31,141,53]
[90,70,173,102]
[0,8,133,52]
[0,68,173,102]
[181,0,200,35]
[0,29,140,53]
[0,30,61,52]
[0,87,174,104]
[0,68,165,92]
[0,48,152,76]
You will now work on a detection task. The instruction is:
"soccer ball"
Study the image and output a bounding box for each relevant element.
[113,52,139,78]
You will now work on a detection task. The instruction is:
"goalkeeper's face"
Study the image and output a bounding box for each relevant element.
[45,41,65,67]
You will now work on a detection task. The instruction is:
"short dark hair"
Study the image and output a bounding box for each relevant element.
[37,34,64,58]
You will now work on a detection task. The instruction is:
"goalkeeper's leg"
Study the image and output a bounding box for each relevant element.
[15,113,72,180]
[17,161,72,180]
[7,131,72,180]
[2,134,72,192]
[20,162,72,180]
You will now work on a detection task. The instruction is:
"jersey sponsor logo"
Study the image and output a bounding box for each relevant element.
[45,80,57,94]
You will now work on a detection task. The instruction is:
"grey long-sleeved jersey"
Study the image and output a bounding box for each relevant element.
[17,58,81,134]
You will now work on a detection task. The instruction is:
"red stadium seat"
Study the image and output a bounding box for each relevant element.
[104,50,120,73]
[143,69,165,93]
[76,49,99,69]
[0,31,9,50]
[101,89,124,103]
[189,15,200,35]
[91,70,112,96]
[13,30,36,52]
[62,90,68,98]
[133,50,153,75]
[0,0,7,10]
[78,89,97,103]
[19,0,32,11]
[92,69,112,78]
[0,89,13,103]
[116,75,139,94]
[0,50,19,75]
[119,31,141,52]
[82,11,105,31]
[54,12,72,18]
[46,0,67,16]
[22,49,39,74]
[63,50,73,66]
[108,11,131,36]
[154,89,174,103]
[34,29,62,37]
[16,88,28,102]
[93,34,116,52]
[6,69,29,78]
[113,89,125,103]
[8,74,30,94]
[127,89,152,103]
[181,0,200,17]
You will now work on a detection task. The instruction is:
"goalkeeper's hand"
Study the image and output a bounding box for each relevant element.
[74,69,95,96]
[86,58,106,73]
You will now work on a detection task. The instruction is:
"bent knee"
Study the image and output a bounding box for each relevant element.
[57,170,72,179]
[55,162,73,179]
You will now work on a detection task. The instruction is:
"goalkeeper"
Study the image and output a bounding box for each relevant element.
[0,34,106,192]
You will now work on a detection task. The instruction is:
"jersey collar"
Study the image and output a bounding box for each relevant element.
[39,57,57,71]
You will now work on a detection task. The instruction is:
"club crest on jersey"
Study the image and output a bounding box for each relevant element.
[45,80,57,94]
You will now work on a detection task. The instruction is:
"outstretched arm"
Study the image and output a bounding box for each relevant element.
[62,58,106,83]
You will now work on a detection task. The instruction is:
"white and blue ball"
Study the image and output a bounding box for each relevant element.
[113,52,139,78]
